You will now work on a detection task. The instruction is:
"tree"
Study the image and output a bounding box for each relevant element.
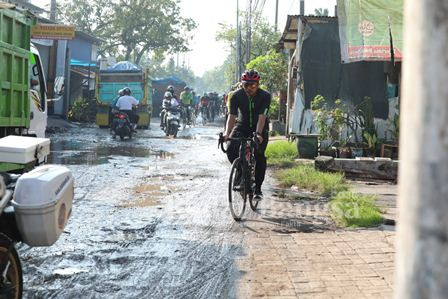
[216,13,280,63]
[212,14,280,87]
[246,50,288,93]
[201,64,229,94]
[140,52,196,86]
[62,0,196,64]
[314,8,329,16]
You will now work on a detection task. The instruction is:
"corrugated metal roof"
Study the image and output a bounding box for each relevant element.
[279,15,338,49]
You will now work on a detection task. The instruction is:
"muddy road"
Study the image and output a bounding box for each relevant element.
[20,121,255,298]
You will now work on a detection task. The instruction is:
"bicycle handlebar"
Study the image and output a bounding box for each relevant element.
[218,132,260,154]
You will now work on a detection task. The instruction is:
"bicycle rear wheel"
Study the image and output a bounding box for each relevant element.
[229,158,246,221]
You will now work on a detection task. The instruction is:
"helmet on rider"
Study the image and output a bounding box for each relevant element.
[167,85,175,93]
[123,87,131,95]
[241,69,261,83]
[164,91,173,98]
[184,86,191,91]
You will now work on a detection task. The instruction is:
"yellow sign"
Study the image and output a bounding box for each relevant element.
[31,24,75,40]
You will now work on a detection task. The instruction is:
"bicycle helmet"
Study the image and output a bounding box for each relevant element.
[241,69,260,83]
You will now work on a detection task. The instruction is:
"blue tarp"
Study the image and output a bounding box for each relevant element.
[70,59,97,67]
[103,61,142,73]
[152,76,185,85]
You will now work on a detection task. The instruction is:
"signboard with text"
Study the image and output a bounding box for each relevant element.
[337,0,403,63]
[31,24,75,40]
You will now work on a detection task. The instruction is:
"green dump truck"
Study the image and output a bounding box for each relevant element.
[96,62,152,128]
[0,4,48,138]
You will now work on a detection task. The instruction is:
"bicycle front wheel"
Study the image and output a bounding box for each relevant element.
[229,158,246,221]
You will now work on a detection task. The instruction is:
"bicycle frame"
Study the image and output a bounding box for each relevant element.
[219,133,258,193]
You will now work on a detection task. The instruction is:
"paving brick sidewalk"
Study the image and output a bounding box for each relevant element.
[236,176,396,298]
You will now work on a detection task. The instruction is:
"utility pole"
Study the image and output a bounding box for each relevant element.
[238,22,242,76]
[275,0,279,32]
[246,0,252,65]
[300,0,305,15]
[47,0,58,104]
[396,0,448,298]
[236,0,240,83]
[50,0,57,21]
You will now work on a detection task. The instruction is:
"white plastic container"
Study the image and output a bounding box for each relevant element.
[0,135,50,164]
[12,165,74,246]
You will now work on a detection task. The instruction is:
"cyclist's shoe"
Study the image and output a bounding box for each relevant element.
[253,188,263,201]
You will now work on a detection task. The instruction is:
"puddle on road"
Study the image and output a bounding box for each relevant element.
[119,183,169,208]
[49,142,174,165]
[120,197,161,208]
[134,184,165,194]
[53,268,89,276]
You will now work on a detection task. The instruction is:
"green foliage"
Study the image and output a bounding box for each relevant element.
[216,14,280,62]
[311,95,345,145]
[140,52,196,86]
[266,141,298,160]
[363,131,378,150]
[330,192,383,227]
[269,96,280,119]
[277,165,348,197]
[246,50,288,93]
[213,14,280,87]
[68,97,95,122]
[62,0,196,65]
[200,63,230,94]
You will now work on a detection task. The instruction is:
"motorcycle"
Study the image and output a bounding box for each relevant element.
[111,111,134,140]
[164,107,181,138]
[0,165,74,298]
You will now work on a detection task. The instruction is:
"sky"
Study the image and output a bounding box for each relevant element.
[32,0,336,76]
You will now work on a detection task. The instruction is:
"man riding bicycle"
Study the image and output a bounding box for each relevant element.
[223,70,271,201]
[200,93,210,121]
[180,86,194,125]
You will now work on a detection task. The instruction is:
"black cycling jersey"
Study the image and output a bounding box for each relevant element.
[229,88,271,132]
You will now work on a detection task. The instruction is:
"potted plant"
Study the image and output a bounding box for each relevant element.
[363,131,378,157]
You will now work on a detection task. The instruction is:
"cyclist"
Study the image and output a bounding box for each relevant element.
[223,70,271,201]
[180,86,194,124]
[200,93,210,121]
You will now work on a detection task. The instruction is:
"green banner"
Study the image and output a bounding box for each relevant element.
[337,0,403,63]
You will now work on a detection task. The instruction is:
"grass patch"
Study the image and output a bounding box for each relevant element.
[277,165,348,197]
[266,140,299,164]
[267,144,384,228]
[330,192,384,228]
[268,157,297,168]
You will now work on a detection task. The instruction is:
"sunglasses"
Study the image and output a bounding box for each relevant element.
[243,82,257,88]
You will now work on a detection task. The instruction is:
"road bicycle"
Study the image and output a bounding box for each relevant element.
[218,132,259,221]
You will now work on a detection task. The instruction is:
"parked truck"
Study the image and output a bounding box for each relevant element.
[0,4,48,138]
[96,62,152,129]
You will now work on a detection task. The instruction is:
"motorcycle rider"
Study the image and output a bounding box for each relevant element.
[160,91,180,128]
[167,85,179,101]
[115,87,139,130]
[180,86,194,125]
[223,70,271,201]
